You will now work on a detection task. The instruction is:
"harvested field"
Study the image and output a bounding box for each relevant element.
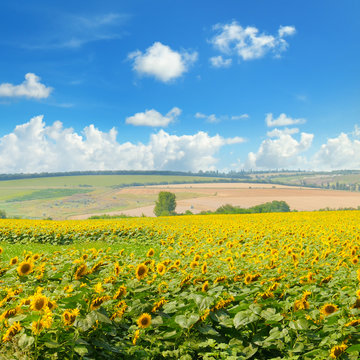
[71,183,360,218]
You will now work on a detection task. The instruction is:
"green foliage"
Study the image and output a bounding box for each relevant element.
[154,191,177,216]
[0,209,6,219]
[200,200,291,215]
[6,188,92,202]
[88,214,133,219]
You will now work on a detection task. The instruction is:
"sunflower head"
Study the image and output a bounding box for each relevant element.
[17,261,34,276]
[137,313,151,329]
[2,322,21,342]
[74,263,88,280]
[30,294,48,311]
[321,303,338,316]
[201,262,207,274]
[330,344,347,359]
[156,263,166,276]
[135,263,148,281]
[202,281,209,292]
[146,248,155,257]
[62,308,80,326]
[31,320,45,335]
[114,286,127,300]
[9,257,18,265]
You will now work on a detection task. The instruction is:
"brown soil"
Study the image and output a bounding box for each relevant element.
[70,183,360,219]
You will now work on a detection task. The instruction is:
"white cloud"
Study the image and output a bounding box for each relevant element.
[267,127,299,137]
[278,25,296,38]
[0,73,52,99]
[312,130,360,170]
[246,131,313,169]
[231,114,249,120]
[196,112,248,123]
[128,42,198,82]
[265,113,306,127]
[210,21,296,63]
[195,112,218,123]
[126,107,181,127]
[0,116,243,173]
[210,55,232,68]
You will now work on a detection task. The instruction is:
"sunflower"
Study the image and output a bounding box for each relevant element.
[132,329,140,345]
[30,294,48,311]
[114,286,127,300]
[32,254,40,261]
[17,260,34,276]
[2,322,21,342]
[31,320,45,335]
[0,307,19,321]
[151,298,167,313]
[137,313,151,329]
[146,248,155,257]
[190,261,198,269]
[156,263,166,276]
[320,303,338,316]
[90,296,110,311]
[94,282,104,294]
[135,263,148,281]
[74,263,88,280]
[114,262,121,276]
[62,308,80,326]
[201,262,207,274]
[9,257,18,265]
[345,318,360,327]
[201,281,209,292]
[330,344,347,359]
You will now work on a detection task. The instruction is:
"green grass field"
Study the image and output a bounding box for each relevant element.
[0,175,222,220]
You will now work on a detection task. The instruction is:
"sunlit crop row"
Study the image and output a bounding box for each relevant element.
[1,211,360,359]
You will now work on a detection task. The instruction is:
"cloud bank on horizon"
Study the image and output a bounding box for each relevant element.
[0,1,358,173]
[0,116,359,173]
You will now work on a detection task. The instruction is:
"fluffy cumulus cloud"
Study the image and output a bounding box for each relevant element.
[246,131,313,169]
[266,113,306,127]
[0,116,244,173]
[267,127,299,137]
[312,130,360,170]
[126,107,181,127]
[128,42,198,82]
[0,73,52,99]
[210,21,296,64]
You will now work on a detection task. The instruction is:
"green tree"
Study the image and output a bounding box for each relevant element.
[154,192,176,216]
[0,210,6,219]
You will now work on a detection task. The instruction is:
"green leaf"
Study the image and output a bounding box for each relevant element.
[233,310,260,328]
[175,314,200,329]
[94,310,112,324]
[197,324,220,336]
[18,334,35,349]
[44,341,61,349]
[260,308,283,322]
[74,345,89,356]
[347,344,360,352]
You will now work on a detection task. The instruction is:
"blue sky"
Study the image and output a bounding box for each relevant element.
[0,0,359,173]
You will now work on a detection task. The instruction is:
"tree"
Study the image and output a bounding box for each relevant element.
[154,192,176,216]
[0,210,6,219]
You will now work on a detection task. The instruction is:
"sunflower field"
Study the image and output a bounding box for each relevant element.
[1,211,360,359]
